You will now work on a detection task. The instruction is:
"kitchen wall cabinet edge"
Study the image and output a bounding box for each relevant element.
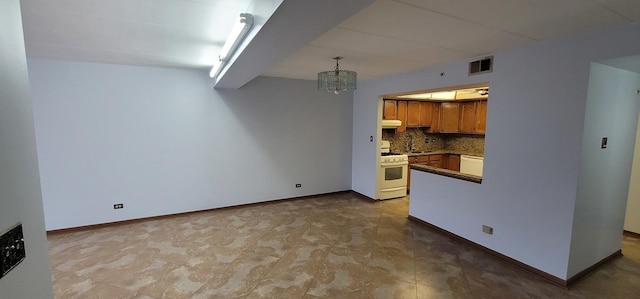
[383,99,397,120]
[397,100,407,132]
[384,99,486,134]
[439,102,461,133]
[382,99,406,132]
[434,100,487,135]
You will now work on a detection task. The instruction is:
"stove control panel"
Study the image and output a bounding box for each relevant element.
[381,155,409,164]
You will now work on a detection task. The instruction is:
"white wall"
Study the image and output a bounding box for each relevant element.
[352,24,640,280]
[0,1,53,297]
[569,63,640,276]
[28,59,353,230]
[625,112,640,234]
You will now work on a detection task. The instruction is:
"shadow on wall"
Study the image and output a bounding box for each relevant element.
[214,76,354,197]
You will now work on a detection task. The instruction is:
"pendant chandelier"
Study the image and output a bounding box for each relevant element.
[317,57,357,94]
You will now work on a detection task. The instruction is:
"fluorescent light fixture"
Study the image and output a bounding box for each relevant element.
[397,91,456,100]
[431,91,457,99]
[209,58,222,77]
[397,89,492,100]
[210,13,254,78]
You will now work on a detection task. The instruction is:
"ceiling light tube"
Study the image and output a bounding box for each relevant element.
[210,13,253,78]
[209,58,222,78]
[219,13,253,61]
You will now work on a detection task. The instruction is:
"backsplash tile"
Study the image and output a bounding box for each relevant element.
[382,128,444,153]
[382,128,485,155]
[444,134,485,155]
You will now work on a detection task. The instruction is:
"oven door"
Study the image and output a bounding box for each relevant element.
[380,162,408,190]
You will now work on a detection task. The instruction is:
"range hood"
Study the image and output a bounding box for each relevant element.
[382,119,402,128]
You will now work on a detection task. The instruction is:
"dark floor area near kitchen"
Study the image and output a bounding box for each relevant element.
[48,193,640,298]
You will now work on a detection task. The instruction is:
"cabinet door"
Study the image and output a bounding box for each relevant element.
[383,100,397,120]
[428,154,442,168]
[440,154,449,169]
[428,103,441,133]
[440,102,460,133]
[448,155,460,172]
[406,101,420,127]
[409,156,428,164]
[460,102,476,133]
[416,155,430,163]
[475,100,487,134]
[397,100,407,133]
[419,102,433,126]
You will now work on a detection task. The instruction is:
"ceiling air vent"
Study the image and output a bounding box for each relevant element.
[469,56,493,75]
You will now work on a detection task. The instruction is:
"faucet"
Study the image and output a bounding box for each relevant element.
[407,134,415,152]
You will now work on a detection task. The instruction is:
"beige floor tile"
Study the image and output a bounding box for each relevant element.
[414,259,469,292]
[416,284,475,299]
[368,253,416,284]
[361,280,417,299]
[47,194,640,299]
[190,252,281,298]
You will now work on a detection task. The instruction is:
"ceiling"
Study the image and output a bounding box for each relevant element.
[20,0,640,84]
[601,54,640,74]
[20,0,262,69]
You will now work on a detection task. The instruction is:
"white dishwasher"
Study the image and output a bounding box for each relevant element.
[460,155,484,177]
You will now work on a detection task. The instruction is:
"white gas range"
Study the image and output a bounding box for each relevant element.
[378,141,408,200]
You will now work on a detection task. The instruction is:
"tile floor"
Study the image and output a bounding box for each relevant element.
[48,193,640,298]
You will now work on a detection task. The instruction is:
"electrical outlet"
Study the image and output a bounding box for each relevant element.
[482,225,493,235]
[295,184,302,188]
[113,203,124,209]
[0,223,26,279]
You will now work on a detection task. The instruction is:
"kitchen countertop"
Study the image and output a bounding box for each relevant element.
[410,164,482,184]
[405,150,483,183]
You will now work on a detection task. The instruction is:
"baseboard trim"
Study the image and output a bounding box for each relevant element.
[565,249,622,287]
[47,190,352,235]
[623,230,640,239]
[408,215,624,288]
[349,190,376,201]
[407,215,570,287]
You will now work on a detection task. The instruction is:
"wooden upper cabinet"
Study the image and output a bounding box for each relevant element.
[383,100,397,120]
[406,101,434,127]
[396,100,407,133]
[475,100,487,134]
[386,99,485,134]
[460,101,477,134]
[406,101,421,127]
[419,102,433,126]
[440,102,460,133]
[428,103,441,133]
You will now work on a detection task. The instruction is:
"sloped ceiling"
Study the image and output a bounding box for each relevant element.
[20,0,263,69]
[20,0,640,87]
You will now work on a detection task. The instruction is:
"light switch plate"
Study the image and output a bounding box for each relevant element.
[0,223,26,279]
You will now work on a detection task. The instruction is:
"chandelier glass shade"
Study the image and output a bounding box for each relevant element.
[317,57,357,94]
